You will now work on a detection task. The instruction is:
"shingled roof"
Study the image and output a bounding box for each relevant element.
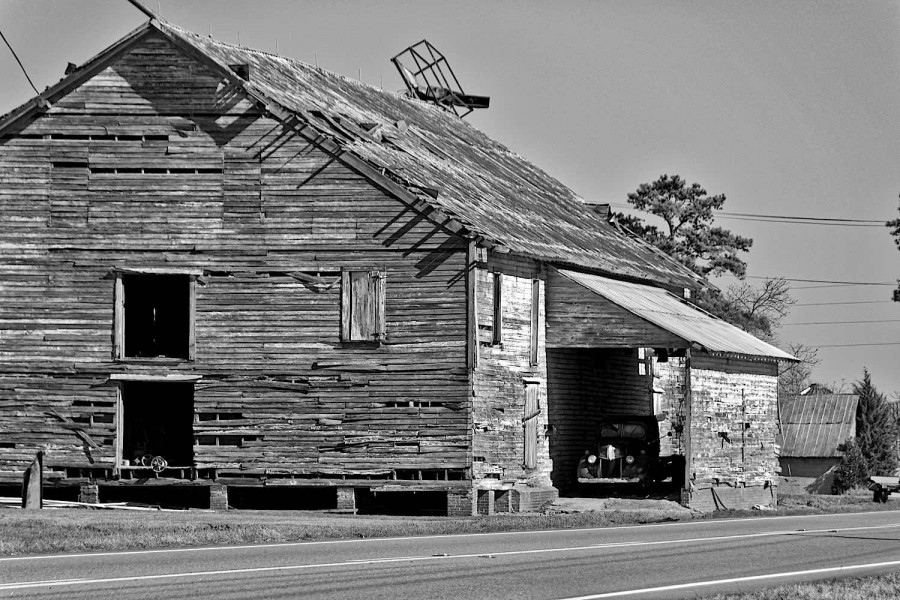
[779,394,859,458]
[0,19,704,290]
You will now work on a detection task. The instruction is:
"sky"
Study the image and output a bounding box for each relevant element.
[1,1,898,395]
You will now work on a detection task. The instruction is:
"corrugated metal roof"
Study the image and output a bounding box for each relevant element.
[779,394,858,458]
[558,269,797,361]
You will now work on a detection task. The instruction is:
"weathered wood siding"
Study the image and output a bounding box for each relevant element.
[545,269,685,348]
[0,32,470,478]
[472,254,552,487]
[689,356,779,487]
[655,356,688,457]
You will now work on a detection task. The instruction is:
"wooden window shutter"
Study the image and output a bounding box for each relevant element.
[341,271,351,340]
[372,270,386,340]
[188,277,197,360]
[492,273,503,344]
[341,270,385,341]
[530,279,540,365]
[523,381,540,469]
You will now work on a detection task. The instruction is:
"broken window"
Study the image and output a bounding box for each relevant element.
[341,270,386,341]
[114,273,195,359]
[119,382,194,468]
[523,381,540,469]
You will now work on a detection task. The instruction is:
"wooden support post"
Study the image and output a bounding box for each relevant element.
[466,240,477,371]
[682,348,693,505]
[21,451,43,510]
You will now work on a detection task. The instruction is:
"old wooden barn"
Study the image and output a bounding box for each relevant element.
[0,18,794,514]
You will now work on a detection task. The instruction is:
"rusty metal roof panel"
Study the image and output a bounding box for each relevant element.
[148,22,704,289]
[778,394,858,458]
[558,269,797,361]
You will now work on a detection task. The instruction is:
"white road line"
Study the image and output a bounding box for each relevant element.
[2,522,899,591]
[555,559,900,599]
[3,509,899,563]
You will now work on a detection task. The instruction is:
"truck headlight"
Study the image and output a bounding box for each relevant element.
[625,455,635,464]
[587,454,597,464]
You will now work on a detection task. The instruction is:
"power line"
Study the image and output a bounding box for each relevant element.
[607,203,885,226]
[717,215,883,227]
[0,27,39,95]
[795,300,892,306]
[783,319,900,326]
[744,275,895,286]
[814,342,900,348]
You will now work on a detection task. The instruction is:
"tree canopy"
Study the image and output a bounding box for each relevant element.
[615,174,753,278]
[888,194,900,302]
[887,193,900,250]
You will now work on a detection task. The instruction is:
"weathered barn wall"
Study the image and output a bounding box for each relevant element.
[654,356,687,457]
[686,355,779,509]
[472,253,553,496]
[0,32,471,483]
[545,269,684,348]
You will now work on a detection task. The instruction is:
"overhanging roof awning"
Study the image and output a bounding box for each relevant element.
[558,269,797,361]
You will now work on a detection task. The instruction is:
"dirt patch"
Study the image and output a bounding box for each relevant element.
[549,497,694,520]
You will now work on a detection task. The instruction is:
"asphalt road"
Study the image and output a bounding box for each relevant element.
[3,511,900,599]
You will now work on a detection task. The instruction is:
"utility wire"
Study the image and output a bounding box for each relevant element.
[783,319,900,326]
[794,300,892,307]
[607,203,885,226]
[744,275,895,287]
[0,27,39,95]
[813,342,900,348]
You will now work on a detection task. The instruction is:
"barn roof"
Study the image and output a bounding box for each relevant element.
[0,19,704,290]
[778,394,859,458]
[558,269,796,361]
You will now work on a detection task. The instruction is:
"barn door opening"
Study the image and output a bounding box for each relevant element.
[120,382,194,469]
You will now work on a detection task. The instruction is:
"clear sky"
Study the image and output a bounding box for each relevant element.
[1,1,898,395]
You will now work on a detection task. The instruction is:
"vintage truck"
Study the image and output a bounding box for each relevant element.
[576,414,677,485]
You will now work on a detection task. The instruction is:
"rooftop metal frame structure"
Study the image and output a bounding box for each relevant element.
[391,40,490,118]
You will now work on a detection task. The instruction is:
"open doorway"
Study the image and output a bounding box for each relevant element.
[120,382,194,468]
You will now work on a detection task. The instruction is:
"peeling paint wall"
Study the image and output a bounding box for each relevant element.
[689,356,779,487]
[472,254,553,490]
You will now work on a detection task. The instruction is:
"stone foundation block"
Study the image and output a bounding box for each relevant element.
[209,484,229,510]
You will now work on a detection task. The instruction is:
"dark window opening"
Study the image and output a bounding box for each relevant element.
[355,489,447,516]
[229,63,251,80]
[123,274,191,359]
[121,382,194,468]
[227,487,336,510]
[492,273,503,344]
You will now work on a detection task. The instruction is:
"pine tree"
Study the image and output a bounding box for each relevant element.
[854,369,899,476]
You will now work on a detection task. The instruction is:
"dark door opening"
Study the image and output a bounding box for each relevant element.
[121,382,194,468]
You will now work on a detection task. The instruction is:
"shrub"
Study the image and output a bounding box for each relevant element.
[832,438,868,494]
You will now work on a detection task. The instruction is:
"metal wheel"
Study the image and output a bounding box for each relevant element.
[150,455,168,473]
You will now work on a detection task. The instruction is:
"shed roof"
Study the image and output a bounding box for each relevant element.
[0,19,705,290]
[557,269,797,361]
[779,394,859,458]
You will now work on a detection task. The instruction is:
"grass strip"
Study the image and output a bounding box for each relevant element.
[700,570,900,599]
